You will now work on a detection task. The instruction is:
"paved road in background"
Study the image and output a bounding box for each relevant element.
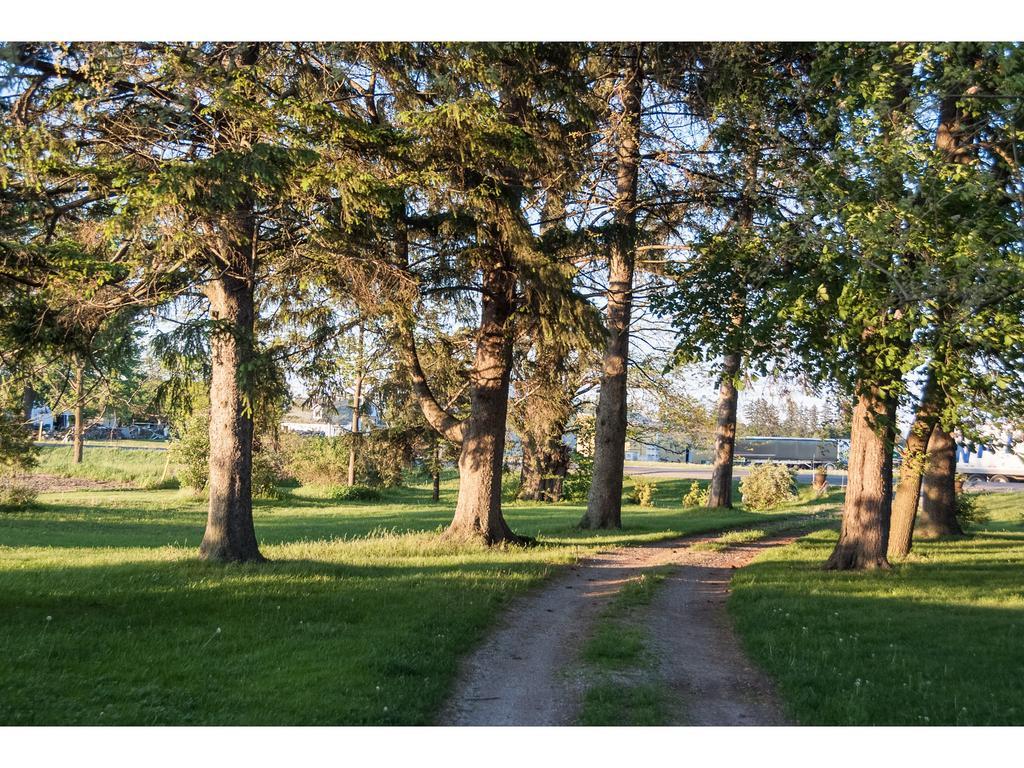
[623,463,1024,493]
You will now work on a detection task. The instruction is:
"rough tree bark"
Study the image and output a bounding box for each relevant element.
[916,425,964,539]
[581,45,643,530]
[198,221,264,563]
[72,357,84,465]
[443,263,524,544]
[707,351,741,508]
[398,224,523,545]
[347,322,365,487]
[431,438,441,502]
[825,381,896,570]
[887,368,942,558]
[520,434,570,502]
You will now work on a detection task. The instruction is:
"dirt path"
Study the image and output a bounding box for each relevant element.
[646,539,795,725]
[438,531,798,726]
[7,473,131,493]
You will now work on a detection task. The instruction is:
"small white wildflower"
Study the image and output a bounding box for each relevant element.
[375,686,380,692]
[383,706,388,712]
[216,627,221,634]
[46,616,52,622]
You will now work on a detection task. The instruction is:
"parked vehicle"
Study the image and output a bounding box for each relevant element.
[734,436,847,470]
[957,440,1024,483]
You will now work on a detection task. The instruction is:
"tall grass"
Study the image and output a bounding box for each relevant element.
[31,445,174,488]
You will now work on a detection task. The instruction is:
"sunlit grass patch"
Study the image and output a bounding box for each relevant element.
[0,476,828,725]
[729,496,1024,725]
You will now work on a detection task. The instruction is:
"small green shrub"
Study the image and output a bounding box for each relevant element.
[253,450,286,500]
[739,462,796,510]
[282,433,348,486]
[563,452,593,503]
[955,492,988,528]
[171,409,285,495]
[169,410,209,491]
[501,472,522,503]
[0,479,38,511]
[682,480,709,508]
[328,484,382,502]
[628,477,656,507]
[283,432,407,489]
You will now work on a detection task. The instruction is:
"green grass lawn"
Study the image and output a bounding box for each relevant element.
[729,492,1024,725]
[0,475,796,725]
[29,444,174,488]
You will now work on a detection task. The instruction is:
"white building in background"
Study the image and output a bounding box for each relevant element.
[280,400,383,438]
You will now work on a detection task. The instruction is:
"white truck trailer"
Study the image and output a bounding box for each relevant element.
[956,439,1024,483]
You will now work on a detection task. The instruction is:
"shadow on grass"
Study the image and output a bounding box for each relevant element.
[730,529,1024,726]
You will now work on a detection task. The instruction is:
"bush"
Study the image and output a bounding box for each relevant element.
[628,477,656,507]
[171,409,285,496]
[282,432,407,489]
[282,433,348,486]
[328,484,382,502]
[253,449,286,500]
[501,472,522,503]
[0,479,38,511]
[169,410,209,491]
[682,480,708,508]
[562,452,593,503]
[955,492,988,529]
[739,462,797,510]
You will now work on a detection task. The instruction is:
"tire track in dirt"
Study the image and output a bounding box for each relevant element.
[438,529,804,726]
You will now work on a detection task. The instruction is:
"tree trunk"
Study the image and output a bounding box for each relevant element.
[825,382,896,570]
[916,425,964,539]
[431,438,441,502]
[887,368,943,558]
[22,385,35,423]
[443,264,523,545]
[199,252,264,563]
[519,433,544,501]
[813,465,828,491]
[581,45,643,530]
[72,358,84,464]
[707,351,740,508]
[347,322,365,487]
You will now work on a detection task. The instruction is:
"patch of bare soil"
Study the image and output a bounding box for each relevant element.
[9,474,130,493]
[438,530,800,726]
[646,537,796,726]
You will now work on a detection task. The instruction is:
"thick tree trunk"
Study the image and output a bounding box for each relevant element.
[887,369,942,558]
[199,257,264,563]
[519,434,544,501]
[582,46,643,530]
[825,382,896,570]
[347,323,365,487]
[72,359,84,464]
[444,264,523,545]
[707,351,740,508]
[520,436,570,502]
[916,425,964,539]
